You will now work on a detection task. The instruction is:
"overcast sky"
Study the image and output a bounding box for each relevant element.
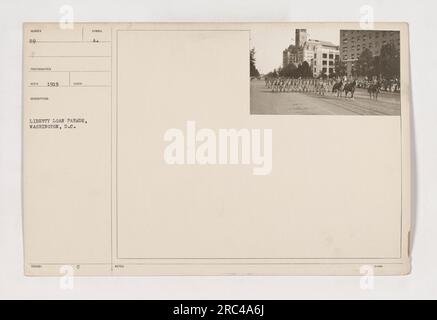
[249,24,340,74]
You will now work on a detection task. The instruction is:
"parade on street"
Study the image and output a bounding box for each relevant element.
[250,79,401,115]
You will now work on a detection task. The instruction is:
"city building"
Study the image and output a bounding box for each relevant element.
[282,29,340,78]
[310,41,340,78]
[340,30,401,76]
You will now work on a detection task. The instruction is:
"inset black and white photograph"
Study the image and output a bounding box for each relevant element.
[250,26,401,115]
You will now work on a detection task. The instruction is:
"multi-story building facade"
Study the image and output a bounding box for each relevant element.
[309,40,339,78]
[340,30,400,76]
[282,29,340,78]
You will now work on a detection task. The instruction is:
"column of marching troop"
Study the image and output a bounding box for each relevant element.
[265,78,337,95]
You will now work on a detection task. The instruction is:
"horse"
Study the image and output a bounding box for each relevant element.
[343,80,357,98]
[332,81,343,97]
[368,82,381,100]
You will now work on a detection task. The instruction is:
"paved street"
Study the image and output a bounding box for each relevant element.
[250,80,401,115]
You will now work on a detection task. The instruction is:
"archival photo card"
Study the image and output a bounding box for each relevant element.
[23,22,411,276]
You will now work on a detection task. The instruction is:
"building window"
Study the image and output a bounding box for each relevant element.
[322,53,327,58]
[322,60,327,65]
[329,54,334,59]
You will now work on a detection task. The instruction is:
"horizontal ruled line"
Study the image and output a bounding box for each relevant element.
[28,85,111,88]
[28,70,111,73]
[28,55,111,58]
[33,40,111,43]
